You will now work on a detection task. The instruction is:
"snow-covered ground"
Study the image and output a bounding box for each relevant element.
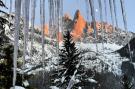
[77,42,129,75]
[10,86,25,89]
[5,23,129,75]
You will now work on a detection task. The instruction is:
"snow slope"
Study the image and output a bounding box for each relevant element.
[4,15,130,75]
[77,42,129,75]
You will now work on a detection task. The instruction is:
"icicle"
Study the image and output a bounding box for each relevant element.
[98,0,104,53]
[52,0,55,29]
[48,0,52,37]
[85,0,90,22]
[113,0,118,28]
[40,0,45,85]
[49,0,63,56]
[56,0,59,56]
[48,0,51,37]
[104,0,107,23]
[49,0,55,38]
[88,0,98,53]
[9,0,12,18]
[57,0,62,56]
[60,0,63,33]
[40,0,45,65]
[23,0,30,68]
[13,0,21,88]
[120,0,132,62]
[8,0,12,28]
[30,0,36,62]
[109,0,115,32]
[21,0,25,16]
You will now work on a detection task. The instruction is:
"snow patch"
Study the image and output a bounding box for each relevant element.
[10,86,25,89]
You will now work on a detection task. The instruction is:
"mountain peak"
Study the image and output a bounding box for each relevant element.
[72,10,86,40]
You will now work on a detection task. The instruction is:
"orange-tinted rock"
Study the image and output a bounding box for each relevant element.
[72,10,86,40]
[44,24,49,36]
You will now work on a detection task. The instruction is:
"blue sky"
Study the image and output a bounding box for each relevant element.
[1,0,135,32]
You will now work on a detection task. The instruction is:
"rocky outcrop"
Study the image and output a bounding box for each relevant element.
[117,37,135,61]
[72,10,86,40]
[63,10,135,45]
[121,61,135,77]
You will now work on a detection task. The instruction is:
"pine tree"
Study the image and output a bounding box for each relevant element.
[59,31,80,76]
[0,44,23,88]
[0,1,31,88]
[0,1,21,86]
[121,74,134,89]
[52,31,92,89]
[0,0,8,30]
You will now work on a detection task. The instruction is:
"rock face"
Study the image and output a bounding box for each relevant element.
[72,10,86,40]
[44,24,49,36]
[117,37,135,61]
[121,61,135,77]
[63,10,135,45]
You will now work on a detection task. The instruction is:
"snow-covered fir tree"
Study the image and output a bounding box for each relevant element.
[0,1,33,88]
[51,31,95,89]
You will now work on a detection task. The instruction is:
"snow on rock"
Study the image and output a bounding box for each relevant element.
[77,42,129,75]
[23,80,29,87]
[88,78,98,83]
[4,17,130,75]
[50,86,59,89]
[18,42,129,75]
[10,86,25,89]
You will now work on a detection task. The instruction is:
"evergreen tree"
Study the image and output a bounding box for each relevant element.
[0,44,23,89]
[0,1,31,88]
[59,31,80,76]
[121,74,134,89]
[0,0,8,30]
[52,31,92,89]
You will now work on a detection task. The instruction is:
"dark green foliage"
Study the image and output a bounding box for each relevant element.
[51,31,92,89]
[0,44,23,89]
[0,0,8,30]
[0,1,30,88]
[51,31,80,88]
[121,74,134,89]
[59,31,80,76]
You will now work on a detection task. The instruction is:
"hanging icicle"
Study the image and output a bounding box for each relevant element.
[57,0,62,56]
[85,0,90,22]
[104,0,107,23]
[23,0,30,68]
[49,0,63,56]
[13,0,22,88]
[21,0,25,16]
[113,0,118,28]
[30,0,36,62]
[120,0,132,62]
[88,0,98,53]
[60,0,63,34]
[109,0,115,32]
[48,0,56,38]
[9,0,12,14]
[9,0,12,23]
[56,0,59,56]
[48,0,52,37]
[40,0,46,85]
[40,0,45,64]
[98,0,104,52]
